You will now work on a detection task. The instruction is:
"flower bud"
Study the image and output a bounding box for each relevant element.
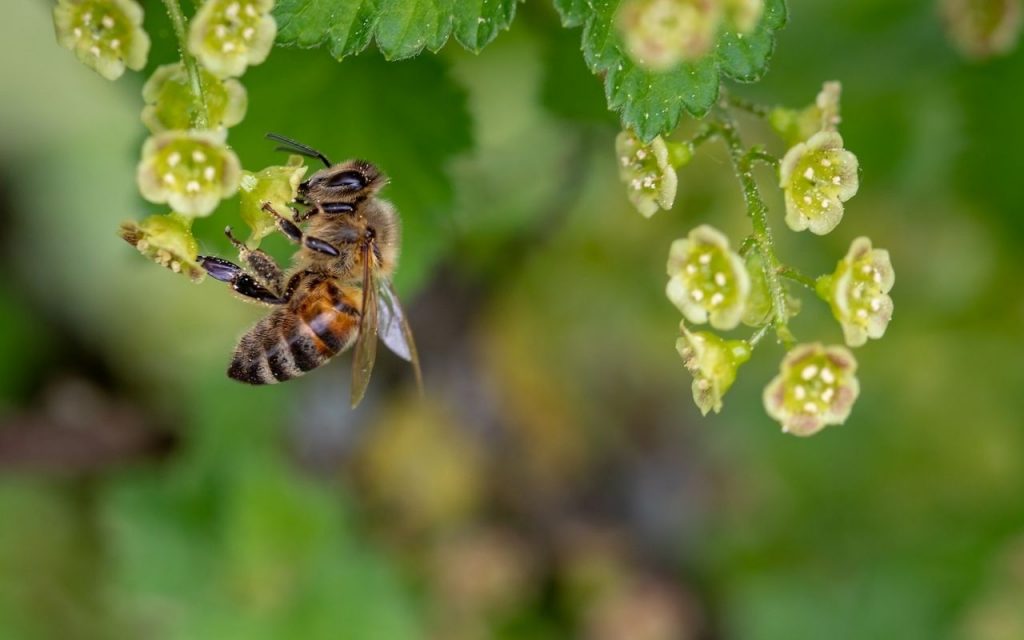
[769,81,842,147]
[118,213,203,281]
[617,0,723,71]
[941,0,1022,59]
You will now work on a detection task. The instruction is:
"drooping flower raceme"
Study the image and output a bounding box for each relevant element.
[189,0,277,78]
[142,63,248,132]
[616,130,680,218]
[763,343,860,436]
[818,237,895,347]
[616,0,723,71]
[676,325,751,415]
[119,213,203,281]
[779,131,859,235]
[137,130,242,217]
[53,0,150,81]
[941,0,1022,59]
[238,156,308,246]
[666,225,750,330]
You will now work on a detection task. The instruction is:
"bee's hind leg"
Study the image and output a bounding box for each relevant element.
[220,226,288,295]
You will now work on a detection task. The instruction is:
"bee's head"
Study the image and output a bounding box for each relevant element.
[301,160,387,207]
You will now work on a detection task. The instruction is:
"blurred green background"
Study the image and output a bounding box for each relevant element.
[2,0,1024,638]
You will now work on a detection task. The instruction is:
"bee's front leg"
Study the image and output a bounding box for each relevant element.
[223,226,286,294]
[198,255,287,305]
[261,202,342,258]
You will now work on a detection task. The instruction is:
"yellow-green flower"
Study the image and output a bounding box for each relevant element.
[141,63,248,132]
[779,131,859,235]
[189,0,276,78]
[137,130,242,217]
[763,343,859,436]
[238,156,308,246]
[616,130,680,218]
[818,237,895,347]
[616,0,722,71]
[941,0,1022,59]
[119,213,203,281]
[666,225,750,330]
[53,0,150,81]
[676,325,751,415]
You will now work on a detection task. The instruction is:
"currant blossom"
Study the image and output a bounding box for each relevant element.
[763,343,860,436]
[676,325,751,415]
[818,237,895,347]
[239,156,308,246]
[666,225,750,330]
[189,0,276,78]
[53,0,150,81]
[616,130,681,218]
[119,213,203,281]
[617,0,723,71]
[779,131,859,235]
[941,0,1022,59]
[137,130,242,217]
[141,63,248,132]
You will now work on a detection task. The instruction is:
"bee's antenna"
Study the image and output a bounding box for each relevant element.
[265,132,332,167]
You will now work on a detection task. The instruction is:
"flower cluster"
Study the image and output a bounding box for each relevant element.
[52,0,282,280]
[53,0,150,80]
[615,0,764,70]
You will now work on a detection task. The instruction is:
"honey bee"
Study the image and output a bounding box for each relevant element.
[198,134,422,407]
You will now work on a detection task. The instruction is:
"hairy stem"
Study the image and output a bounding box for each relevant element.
[779,266,818,292]
[162,0,208,129]
[714,110,793,347]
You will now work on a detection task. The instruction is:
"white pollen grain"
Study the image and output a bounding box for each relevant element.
[245,3,258,16]
[691,289,705,302]
[820,368,835,384]
[215,24,227,38]
[186,180,200,193]
[163,173,176,184]
[801,365,818,380]
[203,166,216,181]
[89,45,100,56]
[803,402,819,414]
[101,15,115,28]
[192,150,207,162]
[794,385,807,400]
[226,2,240,18]
[821,158,832,167]
[167,152,181,166]
[870,298,882,311]
[73,27,83,37]
[222,41,236,52]
[832,176,842,185]
[685,264,698,275]
[110,38,120,49]
[243,27,255,39]
[803,167,815,180]
[714,272,726,286]
[698,253,711,265]
[803,195,812,204]
[635,149,647,160]
[856,309,869,319]
[710,292,724,306]
[821,388,835,402]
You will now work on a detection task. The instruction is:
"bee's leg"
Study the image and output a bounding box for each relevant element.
[197,256,286,305]
[223,226,286,294]
[261,202,344,258]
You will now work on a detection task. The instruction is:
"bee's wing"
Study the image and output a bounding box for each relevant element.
[350,242,378,408]
[377,279,423,395]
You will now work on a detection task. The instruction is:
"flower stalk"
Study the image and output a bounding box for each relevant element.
[161,0,208,129]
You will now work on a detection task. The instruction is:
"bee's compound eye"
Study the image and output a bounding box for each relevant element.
[327,170,367,191]
[322,202,355,214]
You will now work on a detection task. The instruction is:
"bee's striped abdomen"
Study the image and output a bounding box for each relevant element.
[228,282,362,385]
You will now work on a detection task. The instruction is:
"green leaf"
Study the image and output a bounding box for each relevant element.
[556,0,788,141]
[274,0,519,60]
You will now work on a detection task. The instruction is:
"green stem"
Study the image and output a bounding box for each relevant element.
[722,92,773,118]
[714,109,793,347]
[162,0,208,129]
[778,266,818,292]
[748,323,772,348]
